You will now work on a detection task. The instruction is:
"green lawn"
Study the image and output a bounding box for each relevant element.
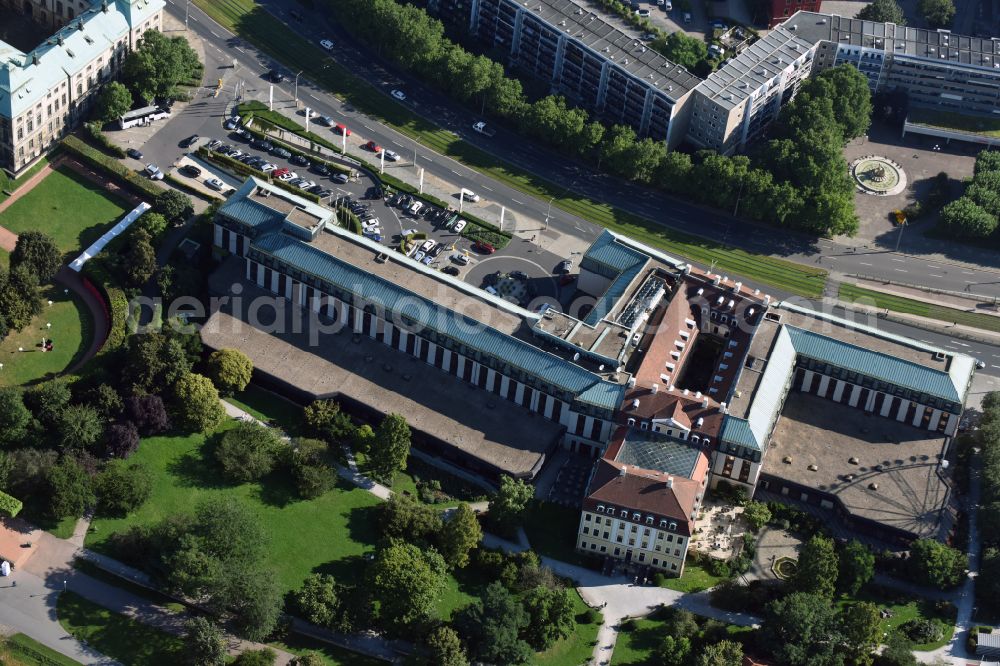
[0,166,128,255]
[534,589,602,666]
[85,421,384,596]
[522,501,589,566]
[224,384,304,433]
[270,635,387,666]
[0,285,91,387]
[907,107,1000,138]
[837,587,956,651]
[611,610,754,665]
[1,633,82,665]
[193,0,828,298]
[0,155,53,205]
[839,283,1000,333]
[658,560,729,594]
[56,592,184,665]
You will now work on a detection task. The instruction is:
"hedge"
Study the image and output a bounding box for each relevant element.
[0,490,22,517]
[337,207,362,234]
[198,147,322,203]
[241,123,351,176]
[84,122,127,158]
[61,135,165,200]
[462,225,510,250]
[82,258,130,354]
[164,172,224,202]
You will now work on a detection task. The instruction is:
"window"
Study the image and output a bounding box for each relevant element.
[585,514,592,521]
[580,541,588,549]
[614,548,621,556]
[638,553,646,562]
[596,505,605,513]
[632,512,641,521]
[616,535,623,543]
[640,421,648,430]
[671,563,678,571]
[653,558,659,566]
[645,517,653,525]
[603,531,609,539]
[674,549,681,557]
[600,546,607,553]
[659,519,667,528]
[590,543,597,550]
[667,535,674,543]
[582,527,589,535]
[605,518,612,526]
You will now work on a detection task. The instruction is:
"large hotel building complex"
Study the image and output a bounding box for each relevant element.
[0,0,164,174]
[430,0,1000,154]
[204,178,975,575]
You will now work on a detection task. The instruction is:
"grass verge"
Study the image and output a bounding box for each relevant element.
[839,283,1000,333]
[56,591,184,665]
[191,0,826,297]
[836,586,956,651]
[657,560,728,594]
[2,633,82,665]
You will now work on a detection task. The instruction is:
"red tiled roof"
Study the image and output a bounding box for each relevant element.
[619,388,725,440]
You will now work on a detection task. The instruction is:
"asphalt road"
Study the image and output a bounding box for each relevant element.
[154,0,1000,378]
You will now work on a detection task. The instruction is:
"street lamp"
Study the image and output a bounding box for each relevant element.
[185,0,190,29]
[293,70,303,104]
[543,196,555,235]
[894,220,906,252]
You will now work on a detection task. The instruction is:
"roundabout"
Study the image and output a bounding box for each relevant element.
[851,155,907,196]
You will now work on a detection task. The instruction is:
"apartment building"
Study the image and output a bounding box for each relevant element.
[788,11,1000,118]
[687,27,815,155]
[434,0,701,148]
[0,0,163,175]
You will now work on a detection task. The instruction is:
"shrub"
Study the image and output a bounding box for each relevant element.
[84,121,127,157]
[707,558,732,577]
[61,135,164,199]
[620,618,637,631]
[585,608,602,624]
[900,618,943,644]
[206,348,254,396]
[95,460,152,516]
[653,572,667,587]
[215,421,283,483]
[103,422,140,459]
[126,394,171,435]
[0,491,23,518]
[233,648,277,666]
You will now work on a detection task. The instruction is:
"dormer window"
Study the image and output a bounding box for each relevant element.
[597,505,605,513]
[632,512,641,521]
[659,519,668,528]
[645,516,654,525]
[669,522,677,531]
[620,509,629,517]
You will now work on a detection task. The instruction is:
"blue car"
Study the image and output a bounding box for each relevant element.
[363,231,382,242]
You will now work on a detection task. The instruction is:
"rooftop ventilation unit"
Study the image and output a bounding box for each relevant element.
[631,398,640,409]
[666,477,674,489]
[651,383,659,393]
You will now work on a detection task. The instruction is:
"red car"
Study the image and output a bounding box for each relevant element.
[335,124,351,136]
[363,140,381,153]
[272,167,290,178]
[473,241,496,254]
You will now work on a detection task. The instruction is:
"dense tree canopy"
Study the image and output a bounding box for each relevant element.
[367,541,446,632]
[370,413,411,483]
[206,348,254,396]
[454,581,532,665]
[10,231,62,283]
[653,31,709,71]
[918,0,955,27]
[122,30,201,102]
[857,0,906,23]
[489,475,533,529]
[439,503,483,569]
[95,460,152,517]
[908,539,967,589]
[171,372,226,433]
[838,540,875,596]
[96,81,134,124]
[0,388,32,447]
[793,535,839,597]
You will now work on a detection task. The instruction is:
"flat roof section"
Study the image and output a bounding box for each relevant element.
[202,262,563,478]
[765,392,951,540]
[523,0,702,99]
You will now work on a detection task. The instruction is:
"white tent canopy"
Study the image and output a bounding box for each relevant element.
[70,201,151,272]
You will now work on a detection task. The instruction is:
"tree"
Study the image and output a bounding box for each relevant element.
[95,460,152,517]
[123,332,192,394]
[291,654,325,666]
[761,591,845,666]
[696,640,744,666]
[171,372,226,433]
[439,503,482,569]
[124,228,157,287]
[909,539,967,589]
[122,30,201,102]
[0,387,32,447]
[86,384,124,419]
[215,421,282,483]
[654,31,709,71]
[10,231,62,282]
[380,494,443,545]
[103,421,140,459]
[183,616,227,666]
[287,437,336,499]
[95,81,134,123]
[206,348,254,396]
[45,457,94,519]
[367,541,446,632]
[940,197,998,238]
[156,189,195,225]
[813,66,873,141]
[352,424,375,454]
[878,632,918,666]
[489,475,533,529]
[137,212,169,239]
[841,601,880,666]
[303,400,354,442]
[293,573,339,627]
[0,265,42,335]
[426,626,469,666]
[223,569,283,642]
[126,394,171,435]
[23,379,71,428]
[793,535,839,597]
[233,648,277,666]
[857,0,906,24]
[742,501,771,531]
[657,635,693,666]
[522,586,575,650]
[56,404,104,451]
[918,0,955,27]
[454,581,532,665]
[838,540,875,596]
[369,413,410,483]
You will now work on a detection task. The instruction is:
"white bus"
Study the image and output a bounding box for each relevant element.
[118,105,171,130]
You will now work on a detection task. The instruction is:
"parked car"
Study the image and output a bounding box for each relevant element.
[180,134,200,148]
[320,39,334,50]
[636,8,650,17]
[269,69,284,83]
[278,171,298,182]
[297,180,317,190]
[332,173,349,184]
[206,139,222,151]
[334,124,351,136]
[451,253,470,265]
[401,228,418,237]
[408,201,424,216]
[442,266,460,276]
[318,116,334,126]
[422,255,433,265]
[420,240,436,253]
[363,140,381,153]
[315,188,334,198]
[251,139,273,151]
[272,167,289,178]
[310,163,331,176]
[271,147,292,159]
[460,189,480,203]
[383,150,400,162]
[126,148,143,159]
[413,251,426,262]
[224,117,239,130]
[472,121,496,137]
[144,163,163,180]
[180,164,202,177]
[557,259,573,274]
[205,178,225,191]
[453,220,467,233]
[364,231,383,242]
[683,11,692,23]
[391,89,406,101]
[473,241,496,254]
[228,150,244,159]
[261,163,277,173]
[290,154,310,167]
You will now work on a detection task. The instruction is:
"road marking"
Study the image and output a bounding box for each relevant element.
[481,185,494,192]
[928,274,945,278]
[363,125,375,132]
[992,365,1000,370]
[512,199,524,205]
[927,264,941,269]
[210,30,220,38]
[392,141,404,147]
[235,47,246,53]
[890,258,905,263]
[308,93,319,101]
[963,270,977,275]
[858,261,872,266]
[450,169,460,176]
[952,341,970,346]
[965,280,977,283]
[894,268,907,273]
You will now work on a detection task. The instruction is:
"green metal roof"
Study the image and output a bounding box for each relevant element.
[720,417,758,450]
[581,231,649,326]
[219,198,285,232]
[784,326,962,403]
[249,232,625,410]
